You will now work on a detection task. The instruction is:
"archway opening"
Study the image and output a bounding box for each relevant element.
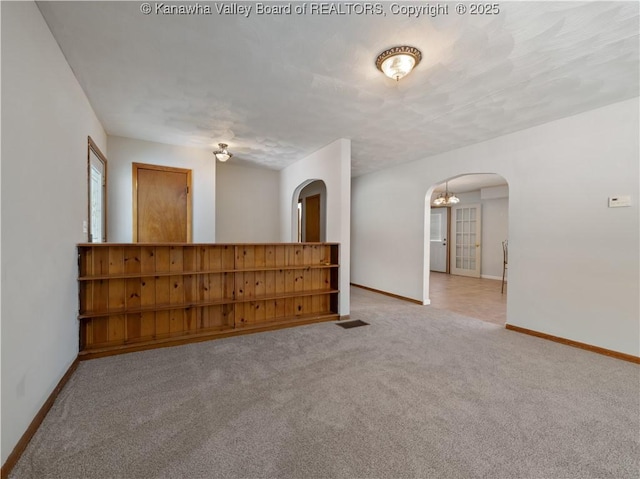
[425,173,509,325]
[291,179,327,242]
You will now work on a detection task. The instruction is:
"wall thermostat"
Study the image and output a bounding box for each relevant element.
[608,195,631,208]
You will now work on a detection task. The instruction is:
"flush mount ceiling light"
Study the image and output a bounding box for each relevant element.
[213,143,233,162]
[433,181,460,206]
[376,46,422,81]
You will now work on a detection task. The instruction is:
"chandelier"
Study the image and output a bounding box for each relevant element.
[433,181,460,206]
[213,143,233,162]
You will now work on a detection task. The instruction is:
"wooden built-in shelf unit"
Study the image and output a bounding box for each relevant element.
[78,243,339,358]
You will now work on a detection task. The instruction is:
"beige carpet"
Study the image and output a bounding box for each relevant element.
[10,287,640,478]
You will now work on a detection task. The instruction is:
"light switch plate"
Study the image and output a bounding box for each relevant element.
[82,220,88,233]
[608,195,631,208]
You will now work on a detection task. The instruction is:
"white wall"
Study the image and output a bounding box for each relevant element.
[216,163,280,242]
[0,2,4,454]
[352,98,639,356]
[1,1,107,464]
[280,139,351,316]
[480,197,509,279]
[107,136,215,243]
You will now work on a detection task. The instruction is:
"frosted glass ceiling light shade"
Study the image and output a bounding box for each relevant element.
[380,54,415,80]
[213,143,233,162]
[376,46,422,81]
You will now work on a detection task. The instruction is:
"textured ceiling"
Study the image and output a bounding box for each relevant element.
[37,1,639,176]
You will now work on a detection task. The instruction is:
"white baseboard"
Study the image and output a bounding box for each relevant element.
[481,274,506,281]
[423,299,431,305]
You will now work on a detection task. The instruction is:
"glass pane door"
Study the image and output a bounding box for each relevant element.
[451,204,481,277]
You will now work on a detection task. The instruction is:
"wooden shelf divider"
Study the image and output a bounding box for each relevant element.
[77,243,340,357]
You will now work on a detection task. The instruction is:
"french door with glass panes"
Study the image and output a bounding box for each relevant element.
[451,204,481,277]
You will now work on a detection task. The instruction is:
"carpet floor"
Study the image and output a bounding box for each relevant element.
[10,287,640,478]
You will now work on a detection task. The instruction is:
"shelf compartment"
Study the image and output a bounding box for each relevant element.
[78,312,339,360]
[80,304,235,351]
[79,289,339,319]
[79,272,234,316]
[78,244,236,278]
[78,264,338,281]
[78,244,336,277]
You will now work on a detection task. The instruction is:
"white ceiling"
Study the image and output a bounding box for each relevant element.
[37,1,639,176]
[432,174,508,194]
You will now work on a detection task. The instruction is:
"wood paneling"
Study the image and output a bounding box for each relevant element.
[78,243,339,357]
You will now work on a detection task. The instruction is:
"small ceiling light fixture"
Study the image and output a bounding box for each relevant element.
[376,45,422,81]
[433,181,460,206]
[213,143,233,162]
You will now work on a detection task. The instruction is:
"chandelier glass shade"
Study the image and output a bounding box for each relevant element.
[433,181,460,206]
[213,143,233,162]
[376,46,422,81]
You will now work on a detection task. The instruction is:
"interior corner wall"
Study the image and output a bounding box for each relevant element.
[479,197,509,279]
[1,1,107,464]
[351,98,640,356]
[279,139,351,315]
[215,163,280,243]
[107,136,215,243]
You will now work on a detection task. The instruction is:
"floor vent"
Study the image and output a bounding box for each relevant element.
[336,320,369,329]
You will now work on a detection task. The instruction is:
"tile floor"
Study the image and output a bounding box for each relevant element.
[428,272,507,325]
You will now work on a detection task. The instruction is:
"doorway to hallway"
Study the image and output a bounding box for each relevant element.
[426,174,509,325]
[295,180,326,242]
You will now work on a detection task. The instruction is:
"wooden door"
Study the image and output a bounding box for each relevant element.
[133,163,192,242]
[305,194,321,242]
[451,204,482,277]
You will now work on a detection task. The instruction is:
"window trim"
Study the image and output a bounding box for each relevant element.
[87,136,108,242]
